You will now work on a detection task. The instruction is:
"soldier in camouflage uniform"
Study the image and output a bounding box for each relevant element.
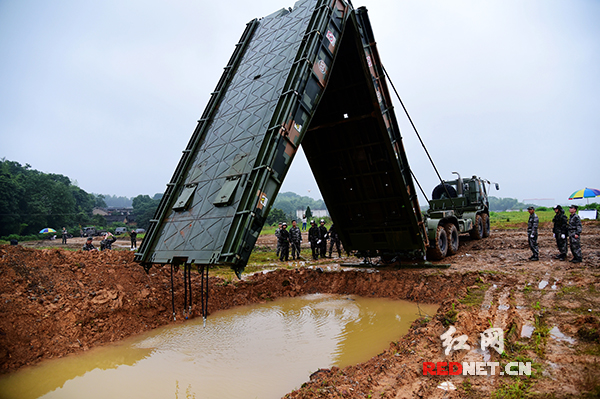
[100,233,117,251]
[527,206,539,261]
[289,220,302,260]
[308,220,320,260]
[130,229,138,249]
[277,222,290,261]
[318,219,328,258]
[552,205,568,260]
[568,205,583,263]
[328,223,342,258]
[82,237,98,251]
[275,222,282,258]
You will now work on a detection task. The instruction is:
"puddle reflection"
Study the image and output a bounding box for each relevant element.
[0,294,437,399]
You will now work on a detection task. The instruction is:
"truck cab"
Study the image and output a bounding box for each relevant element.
[425,173,498,260]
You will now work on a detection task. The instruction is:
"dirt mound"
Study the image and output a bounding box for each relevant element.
[1,221,600,397]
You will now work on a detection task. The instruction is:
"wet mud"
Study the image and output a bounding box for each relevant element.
[1,221,599,397]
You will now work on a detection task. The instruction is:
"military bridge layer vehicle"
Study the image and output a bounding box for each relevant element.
[135,0,494,276]
[425,172,498,260]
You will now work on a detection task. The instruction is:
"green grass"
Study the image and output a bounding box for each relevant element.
[208,247,319,280]
[493,380,531,399]
[441,303,458,327]
[490,210,555,229]
[532,314,550,357]
[460,283,491,307]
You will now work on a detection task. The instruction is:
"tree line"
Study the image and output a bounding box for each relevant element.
[5,157,592,239]
[0,159,106,237]
[0,157,325,239]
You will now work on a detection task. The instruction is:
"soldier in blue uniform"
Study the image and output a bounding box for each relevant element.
[527,206,539,261]
[552,205,568,260]
[568,205,583,263]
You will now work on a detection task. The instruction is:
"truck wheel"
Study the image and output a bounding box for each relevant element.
[445,224,459,255]
[470,214,484,240]
[427,225,448,260]
[482,213,490,238]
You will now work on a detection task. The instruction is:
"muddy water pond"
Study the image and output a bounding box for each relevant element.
[1,294,437,399]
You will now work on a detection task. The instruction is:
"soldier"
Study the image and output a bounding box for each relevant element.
[568,205,583,263]
[308,220,320,260]
[318,219,328,258]
[82,237,98,251]
[275,222,282,258]
[278,222,291,261]
[100,232,117,251]
[527,206,539,261]
[130,229,138,249]
[289,220,302,260]
[552,205,568,260]
[328,223,342,258]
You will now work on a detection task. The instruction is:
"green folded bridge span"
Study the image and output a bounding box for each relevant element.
[135,0,427,276]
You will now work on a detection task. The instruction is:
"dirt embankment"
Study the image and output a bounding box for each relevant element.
[1,222,600,397]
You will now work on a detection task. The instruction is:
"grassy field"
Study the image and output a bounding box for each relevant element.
[257,210,558,235]
[490,210,556,229]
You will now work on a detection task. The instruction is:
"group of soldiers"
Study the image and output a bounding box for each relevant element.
[82,232,117,251]
[275,219,342,261]
[527,204,583,263]
[81,230,138,252]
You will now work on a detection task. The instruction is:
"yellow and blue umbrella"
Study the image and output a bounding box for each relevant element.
[568,187,600,201]
[39,228,57,234]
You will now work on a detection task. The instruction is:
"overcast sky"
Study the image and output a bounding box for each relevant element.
[1,0,599,207]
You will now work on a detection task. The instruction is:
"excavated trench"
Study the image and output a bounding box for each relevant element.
[1,223,599,397]
[0,244,474,376]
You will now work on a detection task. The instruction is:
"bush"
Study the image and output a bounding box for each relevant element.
[0,233,43,242]
[583,203,600,210]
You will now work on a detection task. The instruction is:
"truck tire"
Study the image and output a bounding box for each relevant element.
[427,225,448,260]
[470,214,484,240]
[482,213,490,238]
[445,223,459,255]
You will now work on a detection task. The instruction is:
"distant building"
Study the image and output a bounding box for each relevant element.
[92,207,135,224]
[296,209,328,219]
